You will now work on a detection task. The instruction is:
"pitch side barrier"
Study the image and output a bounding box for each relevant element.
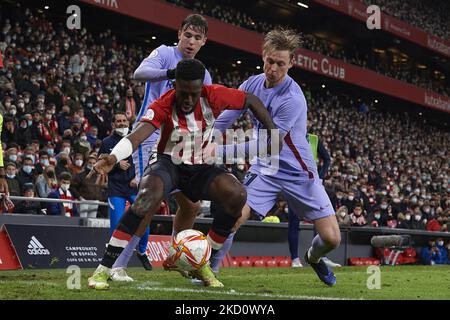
[150,216,450,266]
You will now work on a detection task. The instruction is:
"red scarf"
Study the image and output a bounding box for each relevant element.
[59,189,75,217]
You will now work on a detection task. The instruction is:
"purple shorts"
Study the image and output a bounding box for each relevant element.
[243,172,335,221]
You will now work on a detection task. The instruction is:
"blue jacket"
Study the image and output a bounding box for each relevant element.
[98,131,137,198]
[436,245,450,264]
[46,189,79,217]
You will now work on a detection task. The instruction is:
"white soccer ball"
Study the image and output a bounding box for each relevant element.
[169,229,211,272]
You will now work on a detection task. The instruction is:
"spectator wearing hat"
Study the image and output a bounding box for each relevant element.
[5,162,20,196]
[5,144,19,165]
[46,171,78,217]
[13,183,43,215]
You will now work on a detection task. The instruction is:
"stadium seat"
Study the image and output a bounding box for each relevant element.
[265,259,277,268]
[239,260,252,267]
[277,259,290,267]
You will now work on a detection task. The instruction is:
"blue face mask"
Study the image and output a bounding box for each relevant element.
[41,159,50,167]
[9,155,17,162]
[23,166,33,174]
[47,149,54,156]
[27,120,33,126]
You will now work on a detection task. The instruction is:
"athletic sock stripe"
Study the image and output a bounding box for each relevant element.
[112,230,132,242]
[208,230,227,244]
[207,235,223,250]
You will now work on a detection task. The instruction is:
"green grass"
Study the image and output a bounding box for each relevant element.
[0,266,450,300]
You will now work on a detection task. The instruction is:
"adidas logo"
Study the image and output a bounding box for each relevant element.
[27,236,50,255]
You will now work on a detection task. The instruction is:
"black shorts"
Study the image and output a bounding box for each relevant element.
[142,153,228,202]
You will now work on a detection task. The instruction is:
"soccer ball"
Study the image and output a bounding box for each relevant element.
[168,229,211,271]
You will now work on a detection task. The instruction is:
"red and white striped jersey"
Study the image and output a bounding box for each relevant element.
[140,85,246,165]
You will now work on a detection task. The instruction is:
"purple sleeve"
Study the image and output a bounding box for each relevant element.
[273,95,305,133]
[204,70,212,85]
[133,46,170,81]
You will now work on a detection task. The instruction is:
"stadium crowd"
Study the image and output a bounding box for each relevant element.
[361,0,450,40]
[166,0,449,97]
[0,5,448,237]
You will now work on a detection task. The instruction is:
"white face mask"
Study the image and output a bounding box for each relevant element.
[75,160,83,167]
[374,214,381,219]
[339,211,346,218]
[405,215,411,221]
[437,241,444,247]
[348,196,354,201]
[60,183,70,192]
[414,215,421,221]
[115,127,129,137]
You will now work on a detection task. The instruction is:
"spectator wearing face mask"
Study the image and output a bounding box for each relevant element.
[71,155,106,218]
[343,191,359,213]
[231,161,247,183]
[368,207,386,227]
[86,102,112,140]
[69,153,85,175]
[336,206,351,227]
[57,105,72,136]
[46,171,78,217]
[350,205,367,227]
[13,183,43,215]
[434,238,450,265]
[35,165,58,198]
[332,189,346,211]
[5,162,20,196]
[420,240,441,265]
[16,116,32,148]
[409,207,426,230]
[17,156,35,192]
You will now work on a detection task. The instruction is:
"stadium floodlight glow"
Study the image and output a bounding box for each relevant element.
[237,60,242,64]
[375,99,378,103]
[151,36,156,40]
[44,5,49,10]
[256,66,261,70]
[297,2,309,8]
[174,42,178,45]
[321,84,326,88]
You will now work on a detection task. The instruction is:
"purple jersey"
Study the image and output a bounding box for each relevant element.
[215,73,318,181]
[134,45,212,125]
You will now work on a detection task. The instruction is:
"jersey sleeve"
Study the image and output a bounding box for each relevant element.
[204,69,213,85]
[134,45,170,81]
[139,100,167,129]
[273,95,305,133]
[206,85,246,112]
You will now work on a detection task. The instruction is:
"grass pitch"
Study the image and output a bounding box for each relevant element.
[0,265,449,300]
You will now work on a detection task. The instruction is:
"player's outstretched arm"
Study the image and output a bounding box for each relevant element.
[89,122,156,177]
[244,93,277,131]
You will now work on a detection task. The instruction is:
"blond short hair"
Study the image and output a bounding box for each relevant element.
[262,28,302,59]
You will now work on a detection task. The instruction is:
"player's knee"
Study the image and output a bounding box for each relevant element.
[132,187,162,217]
[324,233,341,249]
[222,186,247,217]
